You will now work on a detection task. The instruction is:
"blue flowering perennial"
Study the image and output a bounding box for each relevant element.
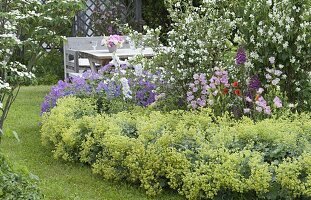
[41,63,160,114]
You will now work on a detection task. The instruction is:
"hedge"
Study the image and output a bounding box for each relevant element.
[41,96,311,199]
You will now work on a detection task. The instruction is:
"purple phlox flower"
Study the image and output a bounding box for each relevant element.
[273,96,283,108]
[214,78,220,85]
[220,76,229,84]
[82,70,101,81]
[248,75,261,90]
[191,100,197,109]
[120,64,128,70]
[96,81,108,93]
[235,47,247,65]
[245,96,252,102]
[256,96,267,107]
[197,99,206,107]
[135,80,157,106]
[215,70,222,76]
[256,106,263,112]
[201,79,207,85]
[272,78,280,86]
[264,106,272,115]
[209,83,216,89]
[257,88,264,94]
[199,73,206,81]
[99,63,114,74]
[40,80,70,114]
[202,85,210,90]
[193,73,199,80]
[187,95,195,102]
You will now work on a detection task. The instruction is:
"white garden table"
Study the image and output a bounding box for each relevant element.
[79,47,154,72]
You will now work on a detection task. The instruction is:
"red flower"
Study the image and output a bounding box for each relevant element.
[232,81,239,88]
[223,87,229,95]
[234,89,241,96]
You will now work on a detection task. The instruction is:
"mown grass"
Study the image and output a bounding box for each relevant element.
[1,86,185,200]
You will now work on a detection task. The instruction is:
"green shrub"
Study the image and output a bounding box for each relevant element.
[41,96,97,161]
[41,97,311,199]
[0,154,42,200]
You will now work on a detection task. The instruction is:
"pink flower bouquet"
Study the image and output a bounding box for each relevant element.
[101,35,124,48]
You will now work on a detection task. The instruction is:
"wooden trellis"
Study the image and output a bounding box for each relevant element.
[73,0,143,36]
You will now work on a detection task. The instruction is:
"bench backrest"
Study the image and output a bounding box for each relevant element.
[64,36,130,51]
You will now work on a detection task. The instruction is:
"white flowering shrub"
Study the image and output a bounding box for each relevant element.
[133,0,311,112]
[138,1,235,98]
[0,0,83,133]
[227,0,311,111]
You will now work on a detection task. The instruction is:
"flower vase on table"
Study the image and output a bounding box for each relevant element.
[108,45,117,53]
[101,34,124,53]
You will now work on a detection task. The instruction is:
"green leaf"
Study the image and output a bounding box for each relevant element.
[12,131,20,143]
[29,172,40,181]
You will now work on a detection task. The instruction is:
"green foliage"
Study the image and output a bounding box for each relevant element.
[41,97,311,199]
[0,154,42,200]
[0,0,84,84]
[41,96,97,161]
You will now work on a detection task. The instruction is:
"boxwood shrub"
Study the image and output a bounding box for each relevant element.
[41,96,311,199]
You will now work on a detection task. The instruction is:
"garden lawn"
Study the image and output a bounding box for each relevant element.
[1,86,184,200]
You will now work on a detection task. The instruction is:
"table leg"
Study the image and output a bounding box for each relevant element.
[101,59,110,66]
[88,58,97,72]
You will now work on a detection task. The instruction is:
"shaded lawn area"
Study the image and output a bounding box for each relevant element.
[1,86,184,200]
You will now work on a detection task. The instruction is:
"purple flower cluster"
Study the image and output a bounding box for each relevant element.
[41,69,119,114]
[186,70,230,109]
[41,80,69,114]
[273,96,282,108]
[255,96,271,115]
[41,64,160,114]
[235,47,247,65]
[134,80,156,107]
[248,75,261,91]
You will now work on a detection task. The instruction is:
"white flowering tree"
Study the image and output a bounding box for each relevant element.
[0,0,83,137]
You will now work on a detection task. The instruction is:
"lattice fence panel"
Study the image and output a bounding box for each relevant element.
[73,0,142,37]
